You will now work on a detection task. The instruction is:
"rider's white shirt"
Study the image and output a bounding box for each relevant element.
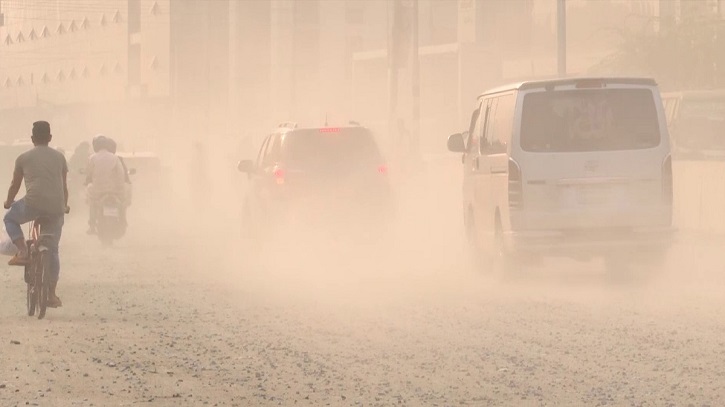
[86,150,125,200]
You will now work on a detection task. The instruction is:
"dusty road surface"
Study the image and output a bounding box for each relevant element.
[2,183,725,407]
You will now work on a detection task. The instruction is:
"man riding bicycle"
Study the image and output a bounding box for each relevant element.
[4,121,69,308]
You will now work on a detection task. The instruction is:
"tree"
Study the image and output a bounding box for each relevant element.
[590,13,725,91]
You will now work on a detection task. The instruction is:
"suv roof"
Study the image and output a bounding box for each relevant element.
[275,124,366,133]
[479,77,658,99]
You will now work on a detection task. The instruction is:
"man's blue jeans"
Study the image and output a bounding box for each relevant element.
[4,198,64,282]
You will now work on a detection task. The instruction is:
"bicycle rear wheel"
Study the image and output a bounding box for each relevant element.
[37,251,50,319]
[26,260,38,316]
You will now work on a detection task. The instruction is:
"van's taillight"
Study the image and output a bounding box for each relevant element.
[377,164,388,175]
[662,155,673,204]
[509,159,523,210]
[273,168,285,185]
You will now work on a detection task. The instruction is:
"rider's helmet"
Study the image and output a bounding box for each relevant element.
[106,138,117,154]
[92,134,107,153]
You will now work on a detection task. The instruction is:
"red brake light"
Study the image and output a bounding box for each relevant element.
[319,128,340,133]
[377,164,388,175]
[273,168,285,185]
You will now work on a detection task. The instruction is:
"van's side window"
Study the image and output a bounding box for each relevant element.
[481,98,497,153]
[466,103,481,152]
[491,94,515,154]
[467,102,484,152]
[477,99,492,154]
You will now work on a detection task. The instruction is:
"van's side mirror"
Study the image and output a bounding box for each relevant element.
[447,133,466,153]
[237,160,255,174]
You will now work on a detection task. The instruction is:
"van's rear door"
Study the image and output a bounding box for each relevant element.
[514,84,671,230]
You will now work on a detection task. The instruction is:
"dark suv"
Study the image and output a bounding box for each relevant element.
[237,123,393,241]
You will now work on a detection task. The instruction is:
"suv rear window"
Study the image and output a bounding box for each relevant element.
[282,128,381,170]
[521,89,661,152]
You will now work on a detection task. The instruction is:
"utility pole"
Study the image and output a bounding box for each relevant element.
[557,0,566,77]
[388,0,400,159]
[410,0,420,159]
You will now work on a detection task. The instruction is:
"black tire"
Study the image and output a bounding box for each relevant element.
[26,260,37,317]
[26,284,36,317]
[100,235,113,247]
[97,222,114,246]
[491,217,519,277]
[37,251,50,319]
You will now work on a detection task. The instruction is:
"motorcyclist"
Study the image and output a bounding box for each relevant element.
[105,137,133,210]
[85,135,125,235]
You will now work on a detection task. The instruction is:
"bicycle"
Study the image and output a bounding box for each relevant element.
[24,217,54,319]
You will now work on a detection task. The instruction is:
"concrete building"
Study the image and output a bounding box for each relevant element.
[0,0,175,148]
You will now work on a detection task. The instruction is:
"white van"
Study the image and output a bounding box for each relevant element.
[447,77,674,273]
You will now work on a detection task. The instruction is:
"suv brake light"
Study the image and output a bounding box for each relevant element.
[273,168,285,185]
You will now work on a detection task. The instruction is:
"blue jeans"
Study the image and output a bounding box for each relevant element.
[4,198,64,282]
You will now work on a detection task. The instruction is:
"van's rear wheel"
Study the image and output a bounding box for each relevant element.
[492,220,518,277]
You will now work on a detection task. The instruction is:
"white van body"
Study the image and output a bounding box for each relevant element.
[452,78,673,265]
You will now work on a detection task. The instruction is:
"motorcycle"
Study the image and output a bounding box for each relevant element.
[96,194,126,246]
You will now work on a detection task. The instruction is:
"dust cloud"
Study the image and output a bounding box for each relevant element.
[1,1,725,405]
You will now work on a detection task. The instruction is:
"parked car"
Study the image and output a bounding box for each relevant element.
[448,77,674,275]
[662,90,725,160]
[237,122,393,244]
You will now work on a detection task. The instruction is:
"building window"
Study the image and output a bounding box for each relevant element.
[40,26,50,38]
[17,76,24,86]
[150,1,159,16]
[99,64,107,75]
[41,73,50,84]
[29,29,37,40]
[81,18,90,29]
[16,32,25,43]
[57,70,66,82]
[57,22,66,34]
[4,34,12,45]
[69,21,78,32]
[113,62,123,74]
[4,78,11,88]
[82,67,90,78]
[112,10,122,24]
[69,68,77,80]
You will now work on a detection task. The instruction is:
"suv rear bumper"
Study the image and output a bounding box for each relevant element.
[505,226,676,257]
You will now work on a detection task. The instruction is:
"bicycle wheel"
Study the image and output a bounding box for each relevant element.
[37,251,50,320]
[26,262,37,317]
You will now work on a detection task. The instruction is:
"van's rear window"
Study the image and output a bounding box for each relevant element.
[520,89,661,152]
